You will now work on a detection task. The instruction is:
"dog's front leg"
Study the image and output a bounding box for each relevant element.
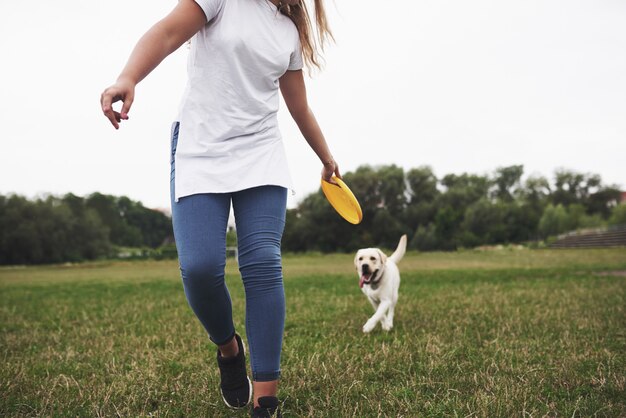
[382,303,395,331]
[363,300,391,333]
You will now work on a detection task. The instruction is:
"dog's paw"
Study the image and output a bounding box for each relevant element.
[362,321,376,333]
[382,321,393,331]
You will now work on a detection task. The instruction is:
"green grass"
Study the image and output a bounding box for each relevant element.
[1,248,625,417]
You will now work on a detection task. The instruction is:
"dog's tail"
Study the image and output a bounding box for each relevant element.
[389,234,407,264]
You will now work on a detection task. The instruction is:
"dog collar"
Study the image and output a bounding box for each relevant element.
[369,265,385,288]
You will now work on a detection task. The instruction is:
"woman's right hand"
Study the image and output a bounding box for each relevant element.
[100,78,136,129]
[98,0,208,130]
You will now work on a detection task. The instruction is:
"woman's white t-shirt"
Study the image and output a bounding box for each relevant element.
[174,0,303,201]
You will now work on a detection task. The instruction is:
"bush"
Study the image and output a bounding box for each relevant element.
[411,224,439,251]
[609,204,626,226]
[157,244,178,260]
[539,204,570,238]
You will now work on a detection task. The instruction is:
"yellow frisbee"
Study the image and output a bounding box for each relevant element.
[321,176,363,224]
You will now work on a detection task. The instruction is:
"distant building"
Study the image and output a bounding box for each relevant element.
[621,191,626,204]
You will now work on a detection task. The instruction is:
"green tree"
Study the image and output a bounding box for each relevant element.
[538,204,570,238]
[0,194,110,264]
[280,165,620,253]
[0,195,44,264]
[551,169,606,210]
[377,165,406,218]
[404,166,439,232]
[433,173,490,249]
[123,199,172,248]
[370,210,406,250]
[406,166,438,204]
[521,175,551,207]
[608,204,626,226]
[517,175,551,238]
[410,223,439,251]
[461,199,506,245]
[85,193,171,248]
[504,202,541,242]
[433,206,461,250]
[586,187,622,218]
[491,165,524,202]
[86,193,142,247]
[567,204,604,229]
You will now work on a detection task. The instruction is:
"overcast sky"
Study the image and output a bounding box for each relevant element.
[1,0,624,211]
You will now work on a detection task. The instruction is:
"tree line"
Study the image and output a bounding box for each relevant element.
[0,193,172,265]
[283,165,625,252]
[1,165,625,265]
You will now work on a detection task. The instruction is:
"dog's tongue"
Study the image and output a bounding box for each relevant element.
[359,274,368,288]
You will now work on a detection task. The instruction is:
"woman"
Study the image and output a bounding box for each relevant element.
[100,0,339,416]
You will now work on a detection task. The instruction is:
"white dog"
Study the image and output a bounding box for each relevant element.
[354,235,407,333]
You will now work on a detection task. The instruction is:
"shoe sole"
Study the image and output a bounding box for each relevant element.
[221,337,253,409]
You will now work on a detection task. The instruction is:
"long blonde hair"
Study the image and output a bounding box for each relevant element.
[278,0,334,71]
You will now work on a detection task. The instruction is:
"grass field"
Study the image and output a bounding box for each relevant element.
[1,248,625,417]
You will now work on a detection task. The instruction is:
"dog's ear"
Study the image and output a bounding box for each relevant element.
[354,251,360,270]
[377,249,388,265]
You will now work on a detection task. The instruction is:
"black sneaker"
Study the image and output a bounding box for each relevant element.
[251,396,281,418]
[216,334,252,408]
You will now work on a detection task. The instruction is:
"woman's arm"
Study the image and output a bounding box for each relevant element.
[279,69,341,182]
[100,0,207,129]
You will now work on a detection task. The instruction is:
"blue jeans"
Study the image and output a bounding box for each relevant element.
[169,122,287,382]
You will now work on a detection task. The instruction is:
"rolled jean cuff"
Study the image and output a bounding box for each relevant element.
[211,329,236,347]
[253,370,281,382]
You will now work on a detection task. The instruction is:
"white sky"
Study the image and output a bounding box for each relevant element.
[0,0,624,211]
